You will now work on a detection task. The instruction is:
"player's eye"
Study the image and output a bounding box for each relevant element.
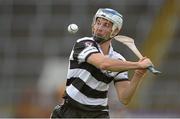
[96,20,101,25]
[97,22,101,25]
[104,23,110,27]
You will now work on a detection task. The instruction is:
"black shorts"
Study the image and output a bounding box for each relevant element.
[50,103,110,118]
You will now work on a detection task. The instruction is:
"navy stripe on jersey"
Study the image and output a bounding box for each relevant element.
[64,92,109,111]
[66,78,73,86]
[67,77,107,98]
[70,60,114,84]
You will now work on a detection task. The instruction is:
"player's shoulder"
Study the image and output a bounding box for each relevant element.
[76,37,94,43]
[74,37,97,48]
[112,51,126,61]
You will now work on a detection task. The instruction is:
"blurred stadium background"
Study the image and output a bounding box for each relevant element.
[0,0,179,117]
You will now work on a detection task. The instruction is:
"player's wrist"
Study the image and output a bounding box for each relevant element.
[136,62,142,69]
[134,70,146,77]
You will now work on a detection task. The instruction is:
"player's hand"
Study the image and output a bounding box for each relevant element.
[138,57,153,69]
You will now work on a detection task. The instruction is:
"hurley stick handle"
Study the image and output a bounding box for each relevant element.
[114,35,161,75]
[127,43,161,75]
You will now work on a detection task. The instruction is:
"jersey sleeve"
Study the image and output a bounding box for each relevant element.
[113,71,129,83]
[72,39,100,63]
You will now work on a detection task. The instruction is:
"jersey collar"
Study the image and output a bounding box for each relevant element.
[97,43,114,57]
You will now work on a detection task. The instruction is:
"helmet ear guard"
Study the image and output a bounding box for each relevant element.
[110,25,120,38]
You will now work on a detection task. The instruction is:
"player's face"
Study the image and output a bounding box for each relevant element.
[93,17,113,40]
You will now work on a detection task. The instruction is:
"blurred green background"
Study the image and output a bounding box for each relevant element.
[0,0,179,117]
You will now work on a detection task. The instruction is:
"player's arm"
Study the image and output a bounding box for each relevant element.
[87,53,150,72]
[114,69,147,105]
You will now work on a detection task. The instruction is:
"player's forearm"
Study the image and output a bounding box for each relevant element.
[120,74,143,105]
[100,58,140,72]
[87,53,141,72]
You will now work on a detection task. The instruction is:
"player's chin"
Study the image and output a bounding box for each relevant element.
[95,34,107,39]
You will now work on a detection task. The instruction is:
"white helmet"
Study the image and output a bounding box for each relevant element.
[92,8,123,39]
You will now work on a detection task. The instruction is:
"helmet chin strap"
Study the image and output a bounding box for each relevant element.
[93,35,111,44]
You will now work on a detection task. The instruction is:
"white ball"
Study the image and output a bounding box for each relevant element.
[67,24,78,34]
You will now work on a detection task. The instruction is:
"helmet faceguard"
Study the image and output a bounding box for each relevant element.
[92,8,123,43]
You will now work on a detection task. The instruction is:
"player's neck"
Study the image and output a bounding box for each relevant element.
[100,40,111,55]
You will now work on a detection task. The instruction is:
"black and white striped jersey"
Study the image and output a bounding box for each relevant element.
[65,37,129,111]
